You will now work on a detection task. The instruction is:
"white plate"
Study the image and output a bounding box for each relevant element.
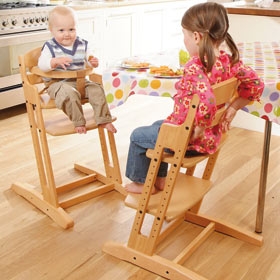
[148,73,183,79]
[119,63,150,70]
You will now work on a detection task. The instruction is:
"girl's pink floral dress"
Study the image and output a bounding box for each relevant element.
[164,50,264,154]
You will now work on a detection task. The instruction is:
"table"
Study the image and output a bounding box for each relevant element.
[238,42,280,233]
[102,42,280,233]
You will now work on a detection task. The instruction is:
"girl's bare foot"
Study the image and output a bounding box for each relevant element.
[155,177,166,191]
[75,125,87,134]
[125,182,157,194]
[99,122,117,133]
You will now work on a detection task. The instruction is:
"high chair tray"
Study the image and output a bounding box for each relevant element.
[125,172,212,222]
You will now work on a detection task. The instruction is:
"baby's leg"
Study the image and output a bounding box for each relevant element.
[99,122,117,133]
[75,126,87,134]
[48,81,86,133]
[86,82,114,131]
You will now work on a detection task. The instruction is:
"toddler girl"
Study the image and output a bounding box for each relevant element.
[125,2,264,194]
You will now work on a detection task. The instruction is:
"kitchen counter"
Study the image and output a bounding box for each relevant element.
[224,1,280,16]
[62,0,189,10]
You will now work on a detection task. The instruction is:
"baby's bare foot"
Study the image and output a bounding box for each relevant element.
[155,177,166,191]
[125,182,157,194]
[99,122,117,133]
[75,125,87,134]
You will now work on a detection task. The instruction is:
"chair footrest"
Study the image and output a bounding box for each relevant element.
[125,172,212,222]
[45,109,117,136]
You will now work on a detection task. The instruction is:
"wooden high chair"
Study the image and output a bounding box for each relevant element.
[103,78,263,280]
[11,47,127,229]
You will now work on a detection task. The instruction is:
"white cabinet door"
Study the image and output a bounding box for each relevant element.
[76,12,105,72]
[139,9,163,54]
[104,10,133,67]
[162,0,206,50]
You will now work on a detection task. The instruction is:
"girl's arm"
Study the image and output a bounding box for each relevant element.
[221,96,250,132]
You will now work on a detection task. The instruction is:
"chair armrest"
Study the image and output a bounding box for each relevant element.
[30,66,94,79]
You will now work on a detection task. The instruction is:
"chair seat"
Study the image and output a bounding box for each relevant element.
[44,108,116,136]
[125,172,212,222]
[146,133,228,168]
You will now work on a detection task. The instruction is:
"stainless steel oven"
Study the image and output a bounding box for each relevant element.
[0,2,54,110]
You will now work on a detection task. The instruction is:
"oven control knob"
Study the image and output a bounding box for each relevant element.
[23,18,29,24]
[41,17,47,23]
[35,17,41,23]
[12,19,17,26]
[29,18,34,24]
[2,20,8,27]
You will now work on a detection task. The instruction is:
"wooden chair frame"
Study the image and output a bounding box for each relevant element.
[103,78,263,280]
[11,47,127,229]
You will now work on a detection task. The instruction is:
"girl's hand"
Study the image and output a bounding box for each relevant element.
[88,56,99,68]
[221,106,237,132]
[51,57,72,70]
[191,126,205,142]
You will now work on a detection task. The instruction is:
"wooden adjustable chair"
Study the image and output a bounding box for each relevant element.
[11,47,127,229]
[103,78,263,280]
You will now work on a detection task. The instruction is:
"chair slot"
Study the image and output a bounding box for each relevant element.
[173,222,215,265]
[56,174,97,194]
[125,172,212,222]
[59,183,114,208]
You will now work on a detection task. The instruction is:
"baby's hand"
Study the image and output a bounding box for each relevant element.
[88,56,99,68]
[51,57,72,70]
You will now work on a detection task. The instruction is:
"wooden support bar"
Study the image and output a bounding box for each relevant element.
[56,174,97,194]
[173,222,215,265]
[59,183,114,208]
[156,215,185,246]
[185,212,263,246]
[103,241,208,280]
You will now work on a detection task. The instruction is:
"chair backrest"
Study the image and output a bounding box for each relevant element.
[210,77,238,127]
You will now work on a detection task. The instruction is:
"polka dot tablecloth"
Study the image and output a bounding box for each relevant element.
[102,68,181,109]
[103,42,280,124]
[238,42,280,124]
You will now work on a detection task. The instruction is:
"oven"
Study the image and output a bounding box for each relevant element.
[0,1,54,110]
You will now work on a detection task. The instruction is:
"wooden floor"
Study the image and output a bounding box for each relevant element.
[1,94,280,280]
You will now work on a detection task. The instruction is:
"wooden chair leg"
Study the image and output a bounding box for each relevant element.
[11,182,74,229]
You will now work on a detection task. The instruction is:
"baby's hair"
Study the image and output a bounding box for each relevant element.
[48,6,77,29]
[181,2,239,72]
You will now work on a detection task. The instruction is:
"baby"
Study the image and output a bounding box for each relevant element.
[38,6,116,134]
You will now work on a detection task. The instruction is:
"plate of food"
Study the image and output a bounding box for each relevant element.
[120,59,151,69]
[149,66,184,78]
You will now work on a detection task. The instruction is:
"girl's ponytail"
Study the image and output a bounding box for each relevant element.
[199,33,216,72]
[225,32,239,66]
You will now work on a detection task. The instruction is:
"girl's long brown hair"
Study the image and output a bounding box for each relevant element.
[181,2,239,72]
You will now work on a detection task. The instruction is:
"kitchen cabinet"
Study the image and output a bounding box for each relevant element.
[138,8,163,54]
[76,10,105,72]
[75,0,205,72]
[104,8,134,68]
[228,14,280,43]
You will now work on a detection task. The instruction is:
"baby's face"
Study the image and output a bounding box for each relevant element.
[50,15,76,46]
